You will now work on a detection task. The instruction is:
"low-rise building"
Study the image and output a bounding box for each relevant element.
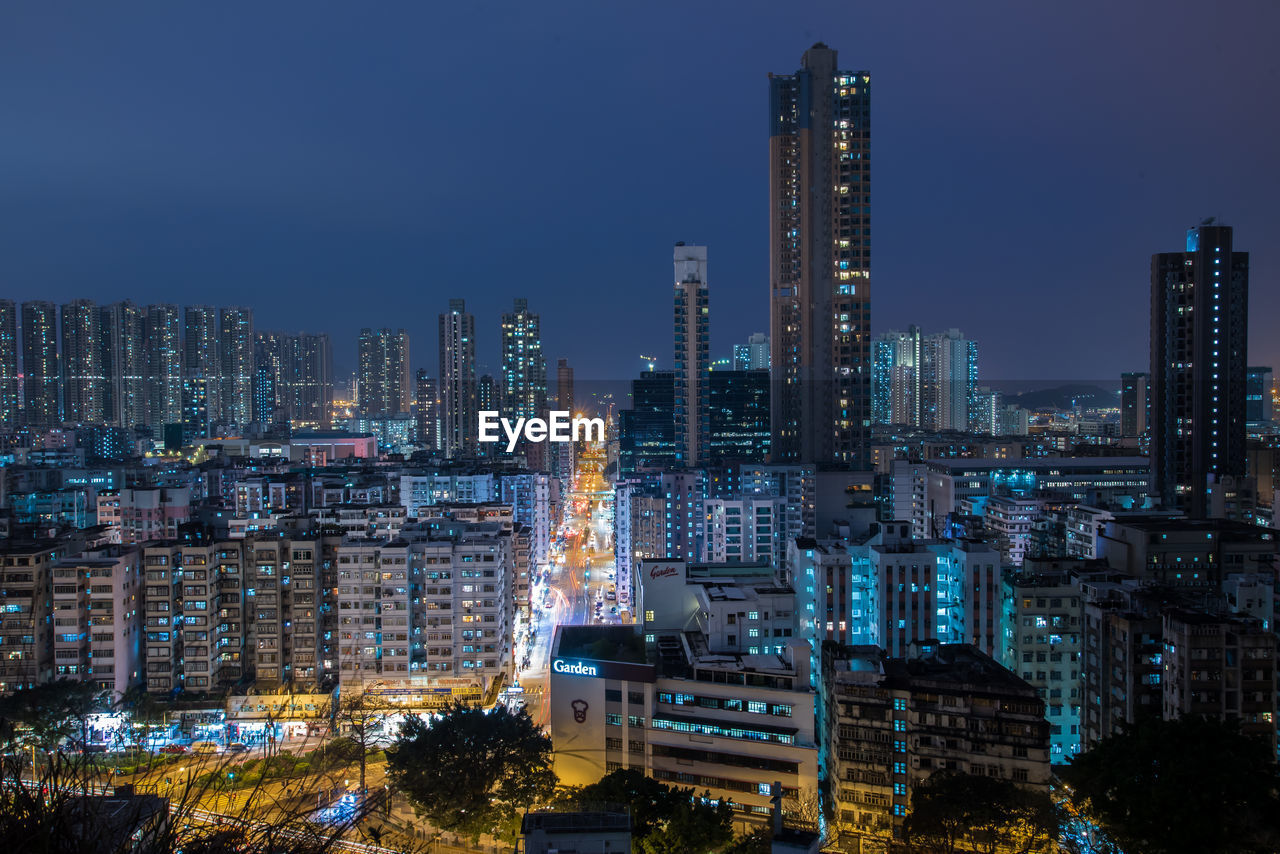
[826,643,1051,848]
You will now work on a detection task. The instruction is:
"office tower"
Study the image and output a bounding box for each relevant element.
[1151,221,1248,517]
[920,329,977,432]
[673,243,709,467]
[770,44,871,467]
[61,299,104,424]
[1120,371,1150,437]
[733,331,770,371]
[617,371,677,477]
[0,300,17,430]
[101,300,148,429]
[439,301,477,458]
[146,304,183,428]
[872,326,922,426]
[184,305,222,424]
[1246,367,1273,423]
[416,370,439,452]
[707,369,770,463]
[501,298,547,421]
[357,328,411,418]
[220,306,254,426]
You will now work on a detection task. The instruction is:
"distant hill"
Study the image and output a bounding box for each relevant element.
[1005,383,1117,410]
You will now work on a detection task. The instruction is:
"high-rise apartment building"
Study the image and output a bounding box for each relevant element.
[61,299,105,424]
[920,329,977,432]
[477,374,501,415]
[554,358,576,484]
[770,44,871,467]
[673,243,709,468]
[733,332,770,371]
[1120,371,1149,438]
[220,306,255,427]
[357,327,411,418]
[439,300,477,458]
[184,305,223,426]
[617,371,677,477]
[0,300,17,430]
[146,304,183,428]
[501,298,547,421]
[101,300,148,429]
[1150,221,1248,517]
[872,326,921,426]
[873,327,976,431]
[415,370,439,452]
[255,331,333,428]
[22,301,60,427]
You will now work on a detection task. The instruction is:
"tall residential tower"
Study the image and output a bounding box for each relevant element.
[1150,221,1248,517]
[769,44,872,466]
[673,243,709,467]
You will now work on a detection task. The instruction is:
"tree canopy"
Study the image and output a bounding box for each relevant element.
[904,771,1060,854]
[571,767,735,854]
[385,701,557,841]
[0,680,107,750]
[1061,715,1280,854]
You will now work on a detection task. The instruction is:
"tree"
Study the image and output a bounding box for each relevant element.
[116,686,167,751]
[386,701,557,841]
[333,690,394,800]
[1061,715,1280,854]
[903,772,1060,854]
[0,680,107,751]
[570,768,735,854]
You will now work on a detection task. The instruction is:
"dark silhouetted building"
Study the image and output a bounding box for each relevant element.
[1150,221,1248,517]
[617,370,676,477]
[707,369,769,464]
[1121,371,1149,438]
[770,44,871,467]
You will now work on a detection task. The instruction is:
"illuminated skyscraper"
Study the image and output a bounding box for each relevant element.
[673,243,709,467]
[733,332,770,371]
[415,369,439,452]
[1151,221,1248,517]
[872,326,921,426]
[146,304,183,427]
[0,300,17,430]
[439,300,476,458]
[101,300,148,429]
[220,306,255,427]
[184,305,222,425]
[769,44,872,466]
[61,299,104,424]
[357,327,411,418]
[501,298,546,422]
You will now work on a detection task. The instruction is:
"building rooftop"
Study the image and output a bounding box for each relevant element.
[556,625,647,665]
[521,809,631,836]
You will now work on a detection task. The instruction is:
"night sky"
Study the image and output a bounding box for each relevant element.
[2,1,1277,383]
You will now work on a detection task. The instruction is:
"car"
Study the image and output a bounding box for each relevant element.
[228,742,248,753]
[159,744,187,755]
[192,741,221,755]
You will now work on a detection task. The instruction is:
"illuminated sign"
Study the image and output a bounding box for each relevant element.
[648,564,679,580]
[552,659,598,677]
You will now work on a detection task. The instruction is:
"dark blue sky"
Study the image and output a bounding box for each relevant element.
[2,1,1277,382]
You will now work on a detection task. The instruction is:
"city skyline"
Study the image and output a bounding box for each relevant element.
[2,3,1277,381]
